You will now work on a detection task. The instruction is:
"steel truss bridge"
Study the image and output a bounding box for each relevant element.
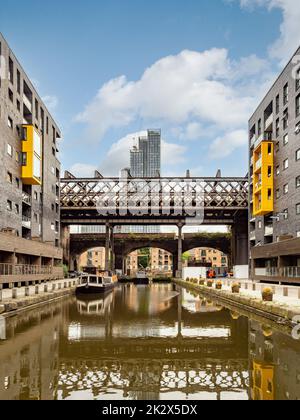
[60,175,249,225]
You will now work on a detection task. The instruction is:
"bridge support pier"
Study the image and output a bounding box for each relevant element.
[105,224,115,273]
[176,224,183,278]
[232,214,249,279]
[61,225,70,267]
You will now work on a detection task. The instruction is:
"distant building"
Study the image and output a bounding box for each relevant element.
[127,129,161,233]
[130,130,161,177]
[185,248,228,269]
[79,247,106,271]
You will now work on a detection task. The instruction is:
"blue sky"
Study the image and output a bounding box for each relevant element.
[1,0,300,179]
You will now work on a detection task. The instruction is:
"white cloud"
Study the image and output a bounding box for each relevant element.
[98,131,187,176]
[210,129,248,159]
[69,163,97,178]
[42,95,59,111]
[238,0,300,63]
[76,48,259,143]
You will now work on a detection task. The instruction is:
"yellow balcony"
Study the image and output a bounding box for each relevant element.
[253,141,274,216]
[21,125,42,186]
[252,362,274,401]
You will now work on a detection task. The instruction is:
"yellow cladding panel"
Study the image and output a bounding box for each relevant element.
[21,125,42,186]
[253,141,274,217]
[252,362,274,401]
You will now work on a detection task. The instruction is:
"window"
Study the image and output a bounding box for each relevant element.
[297,204,300,215]
[7,117,13,129]
[15,204,19,214]
[6,172,12,183]
[276,94,280,114]
[297,149,300,161]
[258,119,262,136]
[276,165,280,176]
[258,221,262,229]
[268,189,272,200]
[276,189,280,199]
[8,88,13,103]
[283,83,289,105]
[283,159,289,170]
[51,223,55,231]
[276,118,280,137]
[17,69,21,94]
[35,99,39,120]
[16,178,20,188]
[296,68,300,91]
[17,100,20,111]
[8,57,14,84]
[7,200,12,211]
[296,94,300,118]
[7,144,12,157]
[34,213,38,222]
[51,166,55,175]
[283,109,289,130]
[283,133,289,145]
[284,184,289,195]
[34,191,38,200]
[283,209,289,220]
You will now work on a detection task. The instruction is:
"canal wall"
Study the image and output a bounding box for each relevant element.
[174,279,300,330]
[0,278,80,317]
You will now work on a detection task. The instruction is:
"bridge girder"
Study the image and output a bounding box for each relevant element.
[60,176,248,225]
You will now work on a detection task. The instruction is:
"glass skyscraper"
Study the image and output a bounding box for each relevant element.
[128,129,161,233]
[130,130,161,177]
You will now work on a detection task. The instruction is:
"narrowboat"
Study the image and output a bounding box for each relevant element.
[76,274,117,295]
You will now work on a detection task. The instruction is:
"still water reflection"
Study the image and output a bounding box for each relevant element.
[0,283,300,400]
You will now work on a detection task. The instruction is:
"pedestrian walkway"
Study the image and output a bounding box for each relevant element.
[0,278,79,303]
[215,278,300,308]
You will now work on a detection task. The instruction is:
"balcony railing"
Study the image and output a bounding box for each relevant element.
[266,267,278,277]
[282,267,300,278]
[22,215,32,229]
[265,114,274,131]
[264,226,274,236]
[0,264,56,276]
[22,192,32,205]
[255,158,262,171]
[23,94,32,112]
[258,266,300,278]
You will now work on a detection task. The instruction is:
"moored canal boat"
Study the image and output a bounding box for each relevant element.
[76,274,118,295]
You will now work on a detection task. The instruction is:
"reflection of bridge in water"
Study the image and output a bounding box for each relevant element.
[58,286,249,399]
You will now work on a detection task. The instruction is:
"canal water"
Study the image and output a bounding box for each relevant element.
[0,283,300,401]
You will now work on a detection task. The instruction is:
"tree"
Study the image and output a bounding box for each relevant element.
[182,251,190,262]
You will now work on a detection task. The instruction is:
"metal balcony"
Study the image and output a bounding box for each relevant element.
[265,114,274,131]
[22,215,31,229]
[22,192,32,206]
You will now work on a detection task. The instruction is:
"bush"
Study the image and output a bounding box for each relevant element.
[231,282,241,294]
[62,264,69,279]
[262,287,274,302]
[207,279,214,288]
[216,281,222,290]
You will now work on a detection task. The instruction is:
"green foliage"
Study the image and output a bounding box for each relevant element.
[138,255,149,269]
[182,251,190,262]
[62,264,69,278]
